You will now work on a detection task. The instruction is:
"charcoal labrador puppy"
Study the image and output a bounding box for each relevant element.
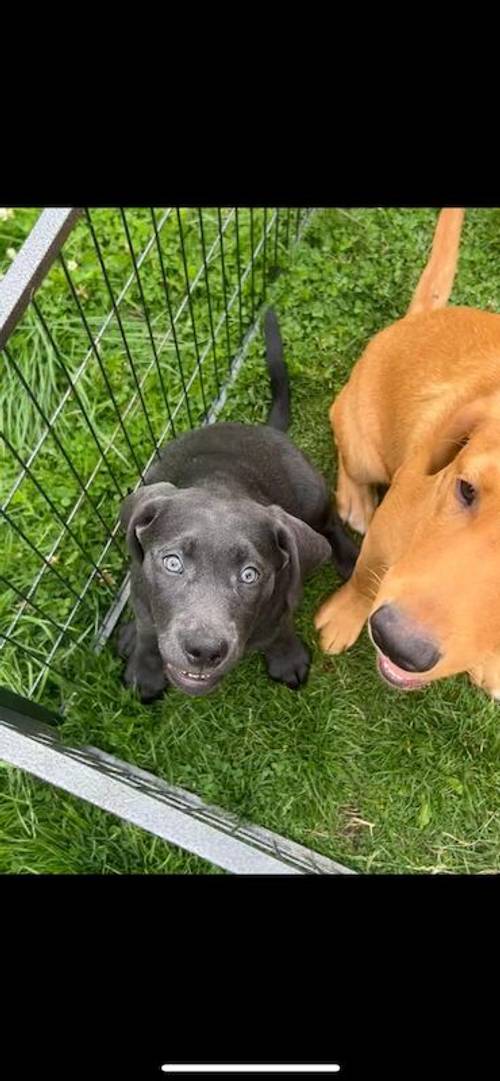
[118,309,358,702]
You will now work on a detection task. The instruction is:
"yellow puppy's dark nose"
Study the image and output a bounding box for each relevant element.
[369,604,441,673]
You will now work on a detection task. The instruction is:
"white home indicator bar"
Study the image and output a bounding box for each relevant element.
[161,1068,341,1075]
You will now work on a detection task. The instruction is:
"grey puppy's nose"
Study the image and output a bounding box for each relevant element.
[369,604,441,673]
[182,635,229,668]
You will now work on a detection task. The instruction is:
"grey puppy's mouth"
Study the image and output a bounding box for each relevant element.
[165,661,223,695]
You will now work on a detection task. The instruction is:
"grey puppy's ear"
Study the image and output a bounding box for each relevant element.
[269,505,331,610]
[120,482,177,562]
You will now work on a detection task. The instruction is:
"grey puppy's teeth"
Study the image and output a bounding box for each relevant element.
[176,668,208,681]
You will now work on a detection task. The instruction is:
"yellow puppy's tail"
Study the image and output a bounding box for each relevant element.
[407,208,465,315]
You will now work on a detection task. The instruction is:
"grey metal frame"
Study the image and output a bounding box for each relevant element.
[0,209,81,350]
[0,696,353,875]
[0,207,355,876]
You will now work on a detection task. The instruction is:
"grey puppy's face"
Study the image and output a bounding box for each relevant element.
[121,483,330,697]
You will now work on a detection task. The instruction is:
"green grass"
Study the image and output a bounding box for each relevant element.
[1,207,500,874]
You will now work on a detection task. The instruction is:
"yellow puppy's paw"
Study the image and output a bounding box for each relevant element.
[336,482,376,536]
[315,585,369,654]
[469,661,500,701]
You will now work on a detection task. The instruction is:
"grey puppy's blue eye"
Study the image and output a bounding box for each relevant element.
[163,554,183,574]
[240,566,259,584]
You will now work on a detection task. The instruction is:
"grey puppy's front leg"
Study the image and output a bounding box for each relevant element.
[118,606,168,704]
[263,616,311,690]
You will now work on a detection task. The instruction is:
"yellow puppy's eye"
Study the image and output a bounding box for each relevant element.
[456,479,477,507]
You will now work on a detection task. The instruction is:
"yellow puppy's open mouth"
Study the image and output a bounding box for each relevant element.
[376,651,431,691]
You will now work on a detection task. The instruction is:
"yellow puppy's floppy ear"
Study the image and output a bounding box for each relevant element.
[427,396,494,475]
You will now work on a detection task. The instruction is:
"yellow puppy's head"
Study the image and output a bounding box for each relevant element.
[369,393,500,691]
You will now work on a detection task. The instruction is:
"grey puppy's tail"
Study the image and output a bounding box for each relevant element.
[264,308,290,431]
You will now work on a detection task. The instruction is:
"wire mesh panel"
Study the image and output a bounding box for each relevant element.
[0,208,310,710]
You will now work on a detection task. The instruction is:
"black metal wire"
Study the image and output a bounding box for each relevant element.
[284,209,291,249]
[217,208,232,372]
[0,505,97,616]
[31,296,125,514]
[59,252,143,486]
[0,431,114,595]
[3,340,121,556]
[274,208,281,265]
[0,573,81,640]
[234,208,244,342]
[175,208,208,420]
[119,208,177,439]
[197,208,221,396]
[295,208,302,239]
[0,627,77,686]
[249,208,256,320]
[262,208,268,300]
[150,207,193,429]
[84,208,159,457]
[32,546,116,689]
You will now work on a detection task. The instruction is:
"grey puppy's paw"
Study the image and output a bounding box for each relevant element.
[122,650,169,704]
[265,638,311,690]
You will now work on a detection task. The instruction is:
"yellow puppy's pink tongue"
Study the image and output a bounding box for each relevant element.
[377,652,429,691]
